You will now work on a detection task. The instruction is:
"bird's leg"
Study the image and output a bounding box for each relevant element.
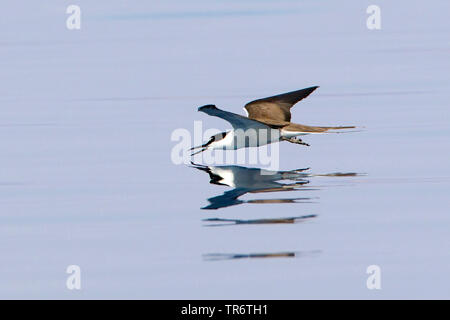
[281,136,310,146]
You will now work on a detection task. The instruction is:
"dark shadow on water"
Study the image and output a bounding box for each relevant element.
[203,214,317,227]
[203,250,321,261]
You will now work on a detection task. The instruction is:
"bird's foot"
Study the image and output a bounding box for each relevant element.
[282,137,310,146]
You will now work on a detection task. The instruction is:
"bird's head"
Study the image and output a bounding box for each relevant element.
[189,131,228,156]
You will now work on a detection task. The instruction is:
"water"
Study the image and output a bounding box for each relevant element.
[0,1,449,299]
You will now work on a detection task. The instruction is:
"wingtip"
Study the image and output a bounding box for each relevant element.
[198,104,216,112]
[300,85,320,95]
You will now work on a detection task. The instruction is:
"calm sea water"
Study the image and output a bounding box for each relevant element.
[0,1,449,299]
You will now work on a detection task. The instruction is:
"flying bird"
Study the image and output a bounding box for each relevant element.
[190,86,355,155]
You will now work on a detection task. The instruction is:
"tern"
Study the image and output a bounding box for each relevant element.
[191,162,358,209]
[191,163,312,209]
[190,86,355,155]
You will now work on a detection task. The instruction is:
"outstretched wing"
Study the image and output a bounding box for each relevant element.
[198,104,282,130]
[203,188,249,210]
[244,86,319,122]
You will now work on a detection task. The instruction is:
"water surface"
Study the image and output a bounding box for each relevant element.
[0,0,449,299]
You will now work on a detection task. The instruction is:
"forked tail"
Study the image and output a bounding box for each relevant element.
[283,123,357,133]
[319,125,356,130]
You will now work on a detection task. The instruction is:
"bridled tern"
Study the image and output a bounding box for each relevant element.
[190,86,355,155]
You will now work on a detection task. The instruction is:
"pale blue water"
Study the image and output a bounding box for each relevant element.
[0,0,449,299]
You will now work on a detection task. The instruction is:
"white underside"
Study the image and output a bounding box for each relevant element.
[281,129,329,138]
[209,167,236,187]
[280,130,309,138]
[208,129,313,150]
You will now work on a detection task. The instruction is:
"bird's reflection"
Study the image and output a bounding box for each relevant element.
[203,214,317,227]
[191,163,357,210]
[192,163,359,261]
[191,163,319,210]
[203,250,321,261]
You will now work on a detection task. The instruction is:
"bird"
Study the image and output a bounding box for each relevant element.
[190,86,355,155]
[190,162,312,209]
[191,162,358,209]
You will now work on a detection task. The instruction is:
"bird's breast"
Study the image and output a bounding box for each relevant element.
[210,129,281,150]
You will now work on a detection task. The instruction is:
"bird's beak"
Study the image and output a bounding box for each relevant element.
[189,145,202,151]
[189,142,208,156]
[190,148,207,156]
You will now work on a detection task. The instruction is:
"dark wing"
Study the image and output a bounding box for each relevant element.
[202,188,249,210]
[244,86,319,122]
[198,104,283,130]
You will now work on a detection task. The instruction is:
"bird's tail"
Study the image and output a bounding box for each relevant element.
[318,125,364,134]
[283,123,358,133]
[318,125,361,134]
[319,125,356,130]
